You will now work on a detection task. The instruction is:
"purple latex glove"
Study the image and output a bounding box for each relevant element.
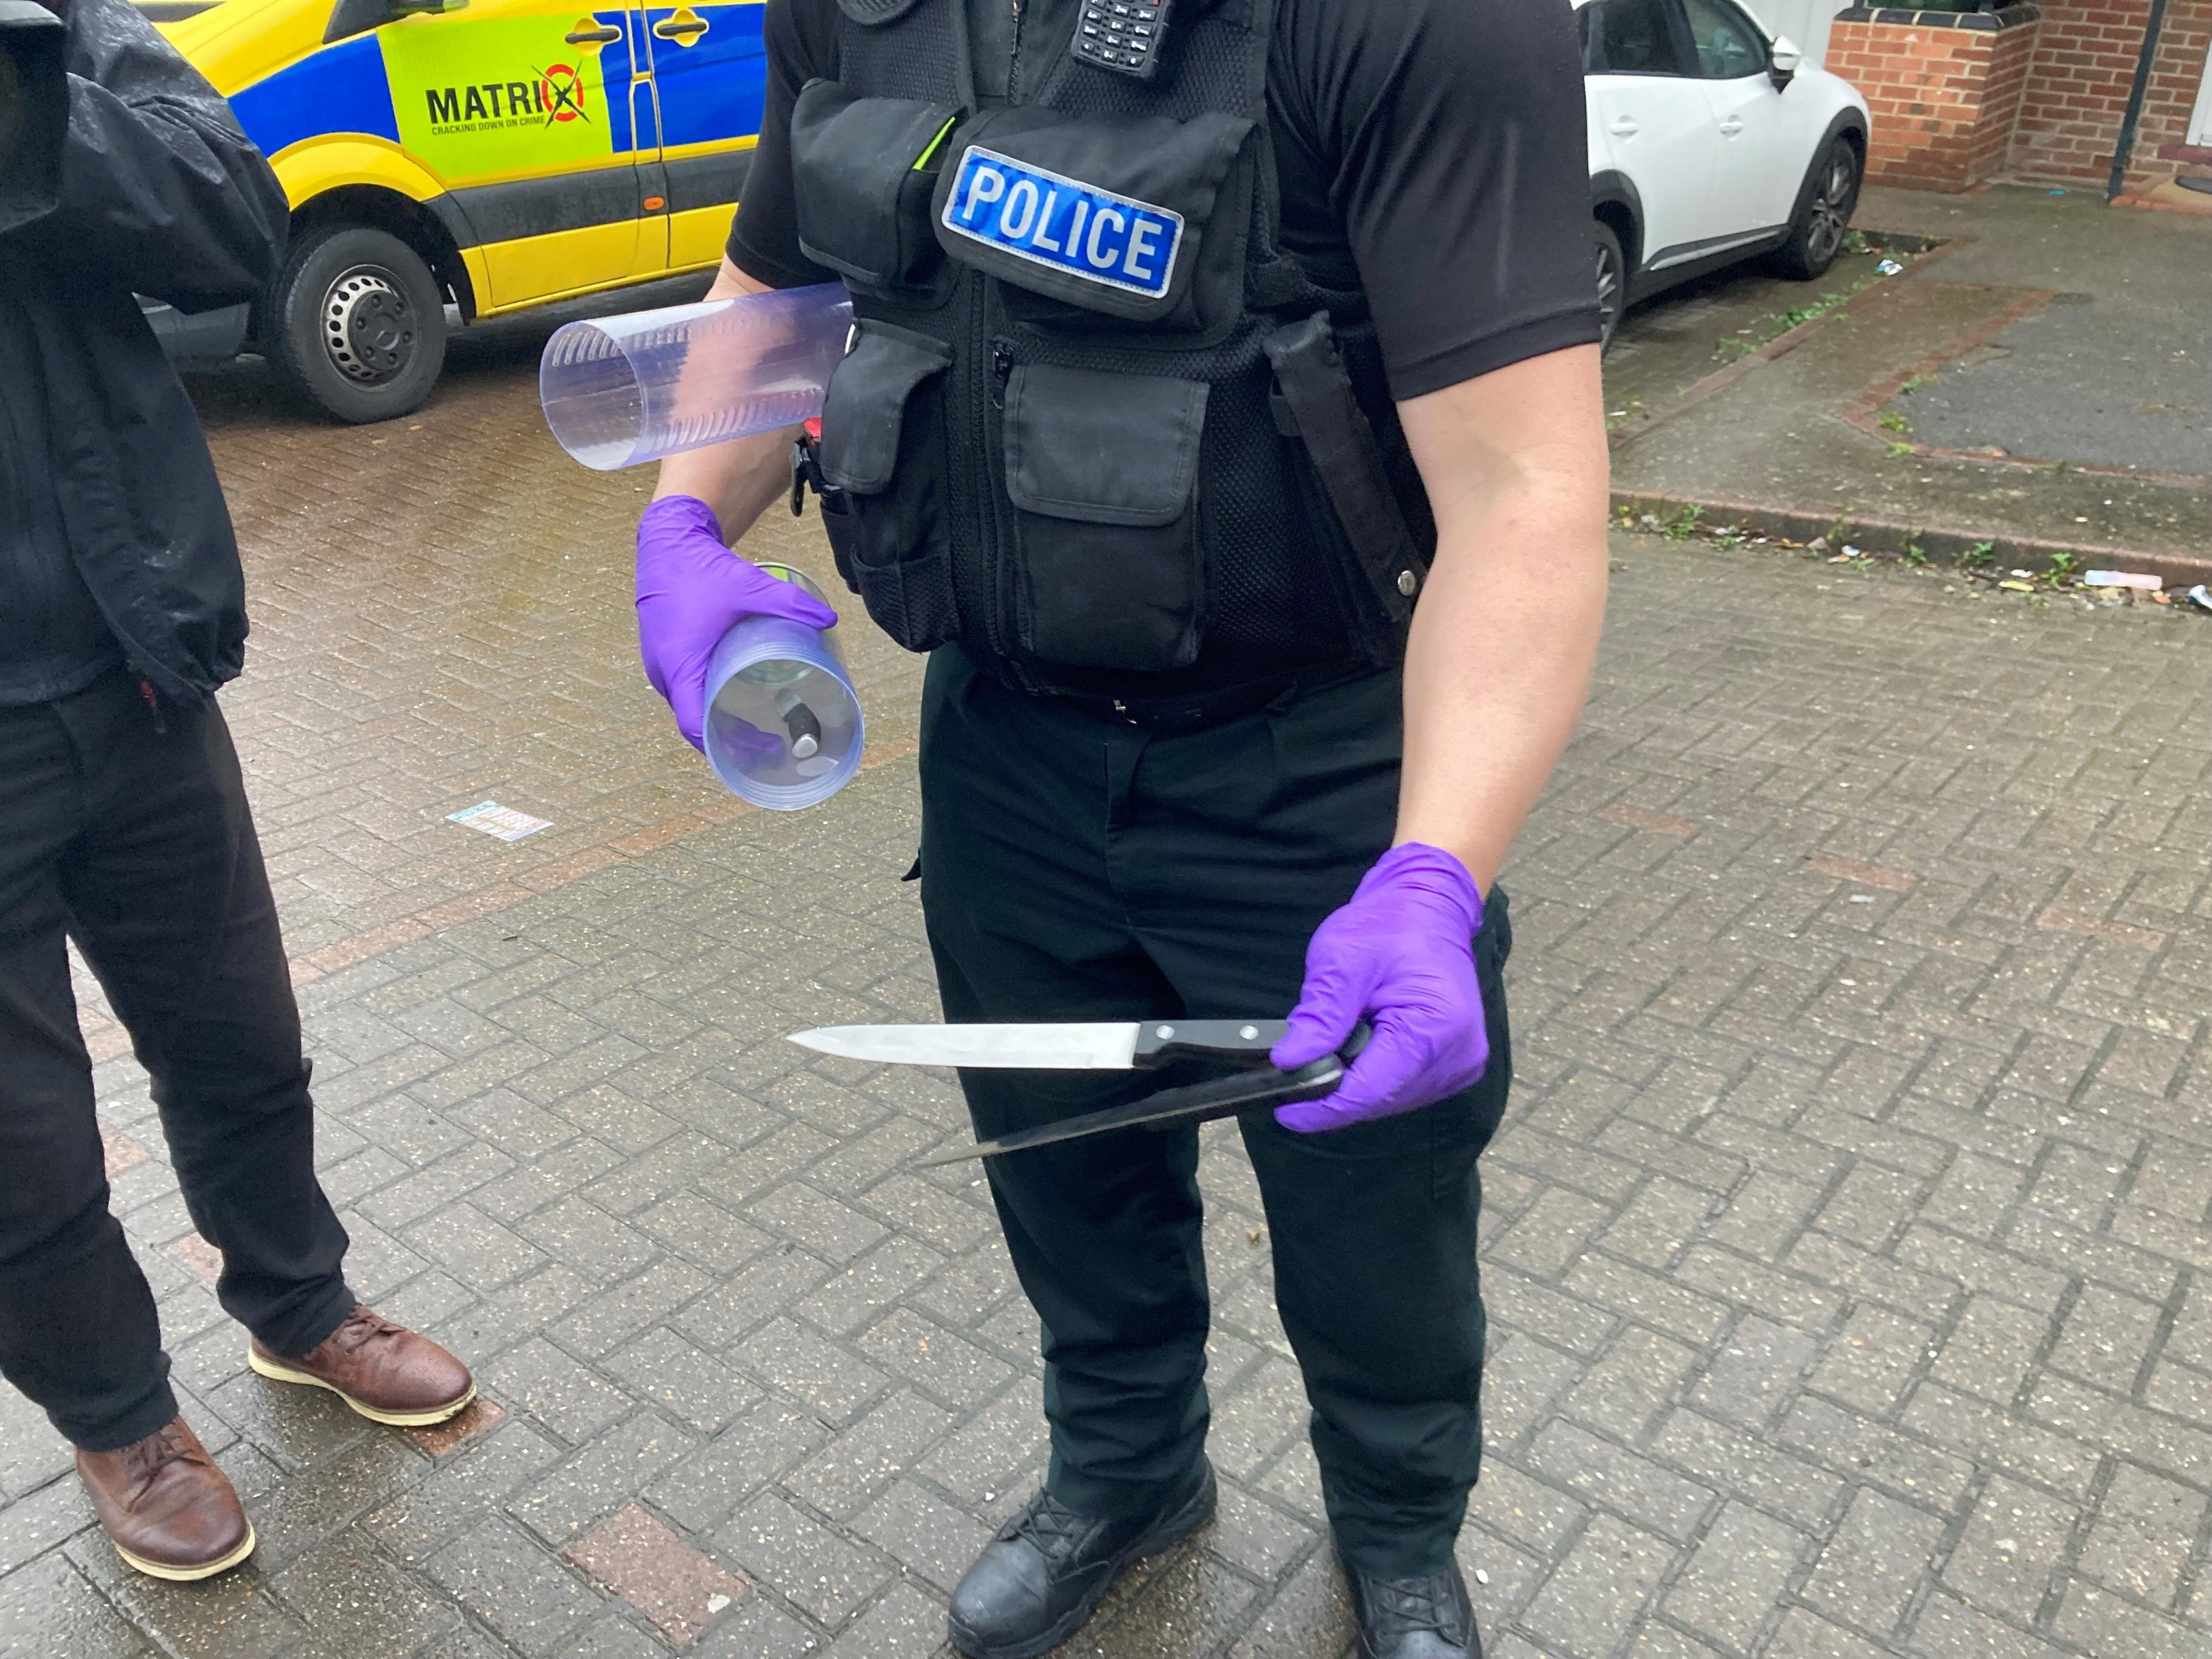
[636,494,838,751]
[1271,843,1488,1133]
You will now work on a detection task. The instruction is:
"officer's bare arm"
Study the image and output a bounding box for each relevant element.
[654,256,798,533]
[1392,343,1610,893]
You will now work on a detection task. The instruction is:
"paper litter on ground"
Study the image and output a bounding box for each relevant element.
[448,801,552,841]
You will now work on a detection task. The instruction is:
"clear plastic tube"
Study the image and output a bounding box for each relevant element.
[539,283,854,471]
[701,565,865,812]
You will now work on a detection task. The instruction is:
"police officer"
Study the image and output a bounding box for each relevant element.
[637,0,1606,1652]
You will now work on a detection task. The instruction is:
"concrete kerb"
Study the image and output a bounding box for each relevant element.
[1608,489,2212,590]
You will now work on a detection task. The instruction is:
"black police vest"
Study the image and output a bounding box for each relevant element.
[790,0,1435,721]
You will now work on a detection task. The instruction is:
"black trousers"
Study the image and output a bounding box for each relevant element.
[918,647,1512,1578]
[0,672,354,1452]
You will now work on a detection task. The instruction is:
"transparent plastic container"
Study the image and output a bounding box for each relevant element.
[702,565,865,811]
[539,283,853,471]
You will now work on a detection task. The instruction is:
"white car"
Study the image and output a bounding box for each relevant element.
[1575,0,1873,347]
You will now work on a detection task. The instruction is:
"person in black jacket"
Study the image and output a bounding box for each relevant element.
[0,0,475,1584]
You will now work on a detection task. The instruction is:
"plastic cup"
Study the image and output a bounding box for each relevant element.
[701,565,865,811]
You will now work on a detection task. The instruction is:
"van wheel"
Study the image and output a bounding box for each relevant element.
[270,225,447,423]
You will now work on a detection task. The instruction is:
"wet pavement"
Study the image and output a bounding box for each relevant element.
[1859,188,2211,479]
[1606,184,2212,575]
[5,272,2212,1659]
[1601,240,1904,432]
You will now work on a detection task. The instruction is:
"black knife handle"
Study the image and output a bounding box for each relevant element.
[1131,1019,1283,1068]
[1130,1018,1372,1070]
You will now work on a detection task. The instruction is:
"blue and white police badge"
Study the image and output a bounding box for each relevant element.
[941,147,1184,301]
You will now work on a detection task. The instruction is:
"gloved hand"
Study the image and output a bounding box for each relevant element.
[637,494,838,751]
[1271,842,1488,1134]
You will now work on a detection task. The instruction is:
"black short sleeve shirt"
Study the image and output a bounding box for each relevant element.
[729,0,1601,400]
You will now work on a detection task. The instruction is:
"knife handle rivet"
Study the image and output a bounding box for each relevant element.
[1157,1025,1174,1039]
[1240,1024,1258,1040]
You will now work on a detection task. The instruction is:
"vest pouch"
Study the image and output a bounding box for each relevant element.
[1263,313,1428,658]
[819,320,959,652]
[933,107,1253,334]
[1001,361,1209,671]
[791,81,961,296]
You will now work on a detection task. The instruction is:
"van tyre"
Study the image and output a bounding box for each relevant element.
[270,224,446,423]
[1774,137,1860,282]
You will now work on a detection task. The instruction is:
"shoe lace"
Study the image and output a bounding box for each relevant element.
[325,1305,403,1357]
[121,1422,204,1494]
[1001,1491,1090,1564]
[1363,1573,1465,1640]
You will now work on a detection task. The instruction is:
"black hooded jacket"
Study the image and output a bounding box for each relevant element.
[0,0,286,706]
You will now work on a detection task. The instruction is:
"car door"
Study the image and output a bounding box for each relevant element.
[1678,0,1805,241]
[636,0,768,272]
[1581,0,1722,272]
[378,0,665,308]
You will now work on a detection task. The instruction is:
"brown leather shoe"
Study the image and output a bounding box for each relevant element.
[77,1416,255,1582]
[247,1305,474,1427]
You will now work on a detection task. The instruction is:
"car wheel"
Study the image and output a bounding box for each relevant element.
[1594,219,1627,354]
[268,224,448,423]
[1774,137,1861,282]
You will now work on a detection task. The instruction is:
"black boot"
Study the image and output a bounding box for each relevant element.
[947,1460,1217,1659]
[1346,1559,1483,1658]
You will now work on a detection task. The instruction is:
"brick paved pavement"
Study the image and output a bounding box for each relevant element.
[5,352,2212,1659]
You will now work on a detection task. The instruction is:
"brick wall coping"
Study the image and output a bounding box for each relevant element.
[1834,4,2041,28]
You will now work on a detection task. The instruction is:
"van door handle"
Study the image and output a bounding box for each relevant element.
[565,21,623,43]
[1609,117,1639,138]
[1719,116,1745,136]
[652,10,708,39]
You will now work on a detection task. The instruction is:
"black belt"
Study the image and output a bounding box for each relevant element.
[1038,658,1379,733]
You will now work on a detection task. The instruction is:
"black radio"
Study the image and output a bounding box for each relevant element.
[1070,0,1173,80]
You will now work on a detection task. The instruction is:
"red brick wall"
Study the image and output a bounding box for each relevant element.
[1828,17,2041,191]
[1972,18,2041,181]
[2009,0,2212,186]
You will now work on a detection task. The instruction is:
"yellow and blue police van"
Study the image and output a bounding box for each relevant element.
[139,0,764,421]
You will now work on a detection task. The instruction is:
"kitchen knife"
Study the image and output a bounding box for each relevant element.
[912,1052,1353,1164]
[786,1018,1369,1163]
[789,1017,1297,1072]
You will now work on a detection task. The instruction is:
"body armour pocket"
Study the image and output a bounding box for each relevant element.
[1002,361,1209,671]
[791,81,961,296]
[932,107,1253,334]
[819,320,959,652]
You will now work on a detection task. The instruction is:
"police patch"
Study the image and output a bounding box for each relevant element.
[941,147,1183,302]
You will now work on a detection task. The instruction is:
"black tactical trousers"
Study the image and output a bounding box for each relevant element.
[0,672,355,1451]
[918,646,1512,1578]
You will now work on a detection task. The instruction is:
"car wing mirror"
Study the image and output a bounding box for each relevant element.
[1770,34,1802,90]
[325,0,466,44]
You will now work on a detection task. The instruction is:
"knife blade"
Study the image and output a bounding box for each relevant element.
[788,1018,1291,1072]
[914,1052,1348,1165]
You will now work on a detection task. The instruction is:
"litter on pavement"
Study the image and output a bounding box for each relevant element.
[446,801,552,841]
[2083,571,2164,590]
[2187,585,2212,615]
